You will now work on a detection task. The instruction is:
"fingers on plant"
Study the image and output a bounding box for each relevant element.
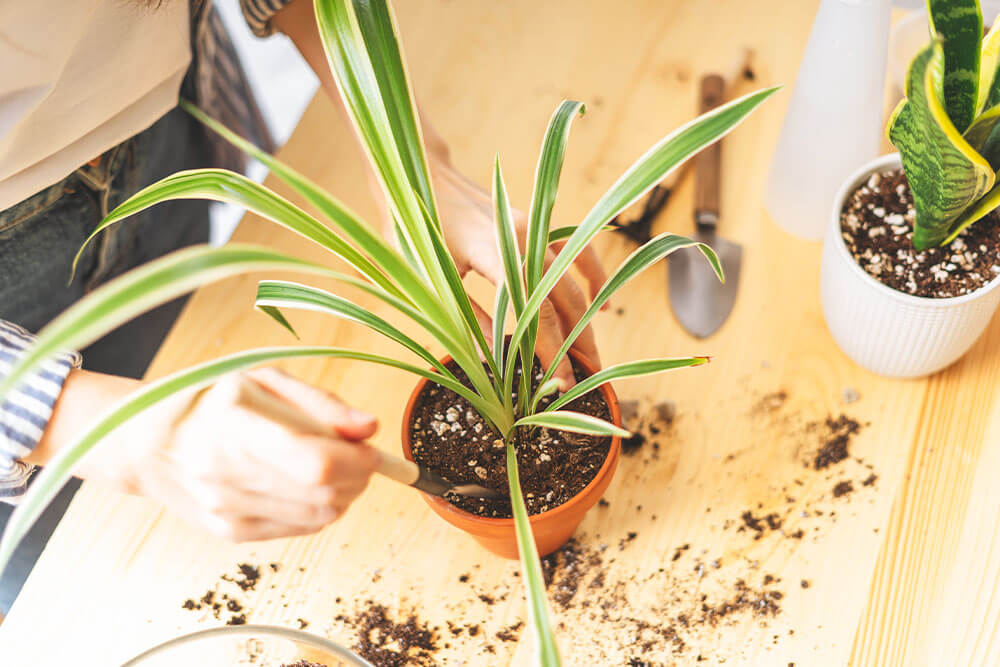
[0,0,777,663]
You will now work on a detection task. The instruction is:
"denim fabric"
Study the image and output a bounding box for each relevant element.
[0,104,212,614]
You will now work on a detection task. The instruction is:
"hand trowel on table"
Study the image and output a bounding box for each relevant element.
[668,73,742,339]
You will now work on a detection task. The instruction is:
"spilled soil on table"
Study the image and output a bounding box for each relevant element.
[178,385,880,666]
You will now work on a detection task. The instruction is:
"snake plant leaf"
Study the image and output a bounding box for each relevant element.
[976,14,1000,114]
[889,40,995,249]
[73,168,403,302]
[0,345,486,577]
[0,245,333,401]
[943,178,1000,242]
[513,411,631,439]
[927,0,982,132]
[544,357,709,413]
[505,443,561,667]
[965,25,1000,168]
[505,86,779,378]
[535,233,719,393]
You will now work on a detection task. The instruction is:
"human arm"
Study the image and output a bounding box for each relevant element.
[2,321,378,542]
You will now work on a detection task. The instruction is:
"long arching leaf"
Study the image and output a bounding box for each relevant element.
[513,411,630,439]
[179,100,444,320]
[506,86,779,379]
[505,443,561,667]
[315,0,500,401]
[254,280,455,380]
[0,345,494,577]
[0,245,333,400]
[73,169,403,302]
[534,233,718,392]
[544,357,709,413]
[526,101,586,294]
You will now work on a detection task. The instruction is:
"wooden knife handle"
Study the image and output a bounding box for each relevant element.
[694,74,725,227]
[232,376,418,486]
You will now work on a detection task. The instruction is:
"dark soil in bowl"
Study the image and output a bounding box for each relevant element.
[409,356,611,518]
[840,167,1000,298]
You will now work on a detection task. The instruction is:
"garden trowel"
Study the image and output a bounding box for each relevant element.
[669,73,742,338]
[233,376,502,499]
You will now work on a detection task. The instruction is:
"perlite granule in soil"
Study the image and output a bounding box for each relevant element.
[839,168,1000,298]
[409,358,611,517]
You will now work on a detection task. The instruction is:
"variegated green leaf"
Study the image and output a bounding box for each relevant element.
[0,245,332,400]
[179,100,444,321]
[928,0,982,132]
[0,345,486,576]
[526,101,586,295]
[505,86,778,378]
[513,411,631,439]
[255,280,450,376]
[889,41,994,248]
[73,168,403,302]
[544,357,709,413]
[316,0,501,399]
[493,156,527,316]
[505,443,561,666]
[534,233,719,393]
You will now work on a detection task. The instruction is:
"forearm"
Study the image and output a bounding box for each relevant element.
[23,369,141,480]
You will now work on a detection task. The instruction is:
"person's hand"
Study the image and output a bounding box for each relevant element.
[371,157,608,389]
[84,368,379,542]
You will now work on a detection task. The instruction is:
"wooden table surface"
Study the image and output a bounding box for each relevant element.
[4,1,1000,664]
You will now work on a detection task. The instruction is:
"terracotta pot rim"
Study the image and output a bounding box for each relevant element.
[400,349,621,528]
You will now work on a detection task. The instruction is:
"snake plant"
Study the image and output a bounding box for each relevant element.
[0,0,776,662]
[889,0,1000,248]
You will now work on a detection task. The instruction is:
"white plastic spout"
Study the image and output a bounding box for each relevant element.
[765,0,892,240]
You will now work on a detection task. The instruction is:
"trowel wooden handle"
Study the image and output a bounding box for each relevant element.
[232,376,418,486]
[695,73,724,226]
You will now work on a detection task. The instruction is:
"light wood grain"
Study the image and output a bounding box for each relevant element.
[2,1,998,664]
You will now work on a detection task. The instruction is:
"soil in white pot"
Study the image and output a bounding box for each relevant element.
[409,357,611,519]
[840,167,1000,298]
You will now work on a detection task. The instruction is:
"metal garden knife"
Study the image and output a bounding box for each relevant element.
[668,73,743,338]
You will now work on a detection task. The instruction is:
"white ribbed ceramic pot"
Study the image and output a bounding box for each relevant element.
[821,153,1000,378]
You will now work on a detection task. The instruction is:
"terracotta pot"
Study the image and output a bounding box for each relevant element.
[401,350,621,559]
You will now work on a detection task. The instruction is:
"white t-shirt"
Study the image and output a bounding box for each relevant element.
[0,0,192,210]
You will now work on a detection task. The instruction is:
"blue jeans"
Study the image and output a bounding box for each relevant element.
[0,106,212,613]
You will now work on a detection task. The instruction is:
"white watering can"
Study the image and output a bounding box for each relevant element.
[764,0,1000,241]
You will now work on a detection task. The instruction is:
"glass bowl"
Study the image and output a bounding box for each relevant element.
[121,625,372,667]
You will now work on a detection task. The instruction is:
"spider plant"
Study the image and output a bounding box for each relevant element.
[888,0,1000,248]
[0,0,776,662]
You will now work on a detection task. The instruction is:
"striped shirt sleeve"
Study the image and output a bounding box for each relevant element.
[0,321,81,503]
[241,0,295,37]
